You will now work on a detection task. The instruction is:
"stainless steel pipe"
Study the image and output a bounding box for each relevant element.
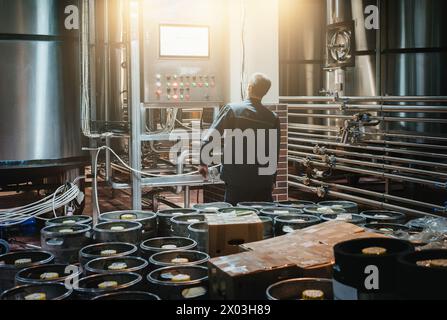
[289,174,445,212]
[288,181,438,218]
[289,157,447,189]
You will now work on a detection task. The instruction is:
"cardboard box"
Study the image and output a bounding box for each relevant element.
[209,221,386,300]
[206,213,264,258]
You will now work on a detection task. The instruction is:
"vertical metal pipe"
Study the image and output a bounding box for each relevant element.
[129,0,142,210]
[184,186,191,209]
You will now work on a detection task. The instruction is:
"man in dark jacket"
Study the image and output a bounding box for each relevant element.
[199,73,281,205]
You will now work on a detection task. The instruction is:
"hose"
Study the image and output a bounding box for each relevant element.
[0,178,84,227]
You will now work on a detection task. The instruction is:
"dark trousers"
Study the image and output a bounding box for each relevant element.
[224,185,273,206]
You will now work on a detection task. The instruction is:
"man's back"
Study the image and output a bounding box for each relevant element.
[206,98,280,189]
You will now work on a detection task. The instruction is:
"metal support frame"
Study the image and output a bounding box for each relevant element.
[125,1,223,210]
[129,0,142,210]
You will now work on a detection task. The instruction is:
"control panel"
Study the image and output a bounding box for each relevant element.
[141,0,229,105]
[153,73,218,102]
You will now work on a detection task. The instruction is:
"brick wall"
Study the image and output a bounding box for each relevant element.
[204,104,289,203]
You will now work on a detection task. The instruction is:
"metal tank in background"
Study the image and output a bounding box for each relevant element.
[0,0,85,185]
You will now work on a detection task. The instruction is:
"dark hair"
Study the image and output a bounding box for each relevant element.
[249,73,272,98]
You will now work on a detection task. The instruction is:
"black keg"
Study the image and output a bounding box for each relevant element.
[93,221,142,244]
[276,200,316,209]
[259,216,274,239]
[0,251,54,293]
[147,265,208,300]
[84,256,149,277]
[92,291,160,300]
[188,223,209,253]
[333,238,414,300]
[237,202,277,210]
[99,211,158,240]
[361,211,407,224]
[0,240,9,255]
[15,264,82,287]
[140,237,197,260]
[0,283,72,300]
[79,243,139,268]
[170,214,206,237]
[274,215,321,237]
[73,272,143,300]
[364,223,412,235]
[218,207,259,216]
[320,213,366,225]
[303,205,346,217]
[396,250,447,300]
[260,207,304,220]
[192,202,232,213]
[157,209,199,237]
[40,224,92,264]
[266,278,333,300]
[149,250,210,271]
[46,215,93,227]
[318,201,359,214]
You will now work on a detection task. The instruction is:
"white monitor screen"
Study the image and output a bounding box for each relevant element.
[159,25,209,58]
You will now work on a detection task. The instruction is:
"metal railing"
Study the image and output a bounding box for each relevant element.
[282,95,447,218]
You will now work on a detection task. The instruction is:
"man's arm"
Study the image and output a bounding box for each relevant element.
[199,105,234,178]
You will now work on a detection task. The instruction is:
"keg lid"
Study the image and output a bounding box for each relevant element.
[62,220,77,225]
[302,289,325,300]
[0,283,72,301]
[24,293,47,301]
[98,281,118,289]
[15,258,32,266]
[417,259,447,269]
[362,247,388,256]
[108,262,128,271]
[40,272,60,281]
[102,250,117,257]
[171,274,191,282]
[171,258,190,264]
[120,214,138,220]
[46,215,92,227]
[162,245,178,250]
[193,202,232,213]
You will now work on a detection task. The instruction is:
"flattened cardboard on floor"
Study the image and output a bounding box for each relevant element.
[209,221,387,300]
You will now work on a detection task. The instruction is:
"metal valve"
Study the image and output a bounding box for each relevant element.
[316,186,329,198]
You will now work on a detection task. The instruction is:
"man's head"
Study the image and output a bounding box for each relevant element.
[247,73,272,101]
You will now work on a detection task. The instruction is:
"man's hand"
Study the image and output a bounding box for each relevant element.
[199,165,209,179]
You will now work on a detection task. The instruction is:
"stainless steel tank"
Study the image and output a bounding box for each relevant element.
[382,0,447,136]
[0,0,83,183]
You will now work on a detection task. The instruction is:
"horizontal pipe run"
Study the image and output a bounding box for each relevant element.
[288,180,440,218]
[287,104,447,113]
[289,157,447,189]
[288,137,447,159]
[289,113,447,124]
[289,126,447,142]
[289,174,445,212]
[288,132,447,150]
[280,96,447,103]
[288,150,447,179]
[288,144,447,170]
[288,180,438,218]
[362,139,447,151]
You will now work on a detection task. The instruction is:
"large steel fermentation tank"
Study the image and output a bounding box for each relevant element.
[0,0,84,185]
[381,0,447,136]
